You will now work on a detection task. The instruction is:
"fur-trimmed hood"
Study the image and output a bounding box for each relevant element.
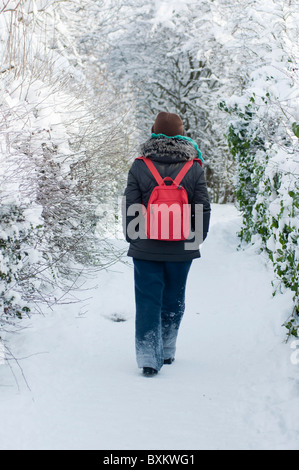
[140,135,201,163]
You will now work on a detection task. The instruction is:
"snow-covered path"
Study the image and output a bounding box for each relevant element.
[1,204,298,450]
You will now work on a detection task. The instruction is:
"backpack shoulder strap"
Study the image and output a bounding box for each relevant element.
[173,160,194,185]
[135,156,163,185]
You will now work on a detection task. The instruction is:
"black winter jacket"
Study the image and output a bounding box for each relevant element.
[123,135,211,262]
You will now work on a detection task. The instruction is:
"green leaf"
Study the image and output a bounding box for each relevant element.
[292,122,299,138]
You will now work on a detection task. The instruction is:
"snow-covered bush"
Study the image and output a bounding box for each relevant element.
[261,151,299,339]
[0,0,133,335]
[0,75,46,329]
[216,0,299,338]
[0,203,42,325]
[221,67,299,338]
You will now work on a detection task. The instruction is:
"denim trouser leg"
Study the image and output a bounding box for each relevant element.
[161,261,192,360]
[134,259,165,370]
[133,259,192,371]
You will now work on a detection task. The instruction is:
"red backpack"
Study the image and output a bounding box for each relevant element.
[136,156,201,241]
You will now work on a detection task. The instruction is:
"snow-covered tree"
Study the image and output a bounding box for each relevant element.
[0,0,133,331]
[106,0,235,202]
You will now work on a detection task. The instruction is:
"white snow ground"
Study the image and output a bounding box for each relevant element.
[0,203,298,450]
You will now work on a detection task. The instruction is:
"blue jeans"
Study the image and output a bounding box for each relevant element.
[133,259,192,371]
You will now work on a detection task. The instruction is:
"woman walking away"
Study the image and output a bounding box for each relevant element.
[123,112,211,377]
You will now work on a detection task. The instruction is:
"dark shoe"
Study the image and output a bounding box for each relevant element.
[164,358,175,365]
[142,367,158,377]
